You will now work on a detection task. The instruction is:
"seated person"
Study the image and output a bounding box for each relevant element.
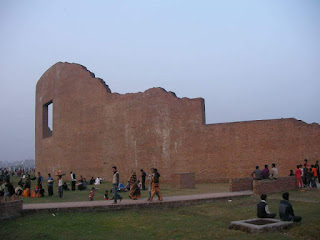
[125,181,131,191]
[118,182,126,192]
[15,185,23,196]
[279,192,302,222]
[63,182,70,191]
[251,166,262,180]
[129,181,141,200]
[94,177,101,185]
[257,194,276,218]
[269,163,279,179]
[30,185,41,198]
[89,177,95,185]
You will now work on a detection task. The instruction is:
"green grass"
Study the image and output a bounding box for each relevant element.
[8,175,229,204]
[1,191,319,240]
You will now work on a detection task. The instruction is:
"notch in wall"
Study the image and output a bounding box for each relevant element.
[43,100,53,138]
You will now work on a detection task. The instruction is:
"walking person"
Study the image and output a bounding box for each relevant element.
[112,166,122,204]
[47,173,54,196]
[58,175,63,198]
[70,171,76,191]
[148,168,163,201]
[140,169,146,190]
[294,165,303,189]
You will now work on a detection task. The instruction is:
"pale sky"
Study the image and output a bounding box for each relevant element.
[0,0,319,162]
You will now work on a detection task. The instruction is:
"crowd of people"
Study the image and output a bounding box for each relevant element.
[251,159,319,190]
[0,166,163,204]
[292,159,319,189]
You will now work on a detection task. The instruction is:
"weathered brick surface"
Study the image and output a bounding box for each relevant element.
[253,177,297,195]
[35,62,320,183]
[172,173,196,188]
[230,178,252,192]
[0,200,23,220]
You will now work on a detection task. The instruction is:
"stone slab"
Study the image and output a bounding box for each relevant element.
[230,218,293,233]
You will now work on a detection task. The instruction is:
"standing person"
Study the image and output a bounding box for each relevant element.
[112,166,122,204]
[257,194,276,218]
[310,166,317,188]
[37,172,43,189]
[302,164,308,187]
[251,166,262,180]
[315,160,320,184]
[140,169,146,190]
[304,159,310,169]
[294,165,303,189]
[279,192,302,222]
[89,187,95,201]
[70,171,76,191]
[47,173,54,196]
[148,168,163,201]
[58,175,63,198]
[147,169,154,200]
[261,165,270,179]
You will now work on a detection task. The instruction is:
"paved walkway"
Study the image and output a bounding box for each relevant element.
[22,190,253,213]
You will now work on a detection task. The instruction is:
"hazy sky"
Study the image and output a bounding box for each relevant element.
[0,0,319,163]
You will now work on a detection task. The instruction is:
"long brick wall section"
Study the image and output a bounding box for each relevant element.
[230,177,297,194]
[253,177,297,195]
[230,178,253,192]
[35,62,320,183]
[0,200,23,220]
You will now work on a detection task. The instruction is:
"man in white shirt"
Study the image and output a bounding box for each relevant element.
[269,163,279,179]
[70,171,76,191]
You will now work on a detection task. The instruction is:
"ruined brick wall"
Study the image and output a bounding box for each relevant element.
[229,178,252,192]
[253,177,297,195]
[35,62,320,183]
[172,173,196,189]
[0,200,23,220]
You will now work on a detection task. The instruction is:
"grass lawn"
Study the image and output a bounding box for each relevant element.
[1,190,319,240]
[8,175,229,204]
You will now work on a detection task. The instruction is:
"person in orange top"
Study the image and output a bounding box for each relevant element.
[311,165,318,188]
[294,165,303,189]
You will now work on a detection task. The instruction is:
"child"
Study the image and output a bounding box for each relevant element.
[104,190,109,200]
[89,187,95,201]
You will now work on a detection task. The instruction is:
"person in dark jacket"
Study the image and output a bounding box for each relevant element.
[140,169,146,190]
[257,194,276,218]
[279,192,302,222]
[4,179,15,201]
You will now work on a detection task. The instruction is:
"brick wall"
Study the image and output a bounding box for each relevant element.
[172,173,196,189]
[35,63,320,183]
[253,177,297,195]
[0,200,23,220]
[230,178,252,192]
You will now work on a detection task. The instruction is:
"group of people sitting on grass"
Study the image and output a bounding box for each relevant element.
[257,192,302,222]
[292,159,319,189]
[251,163,279,180]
